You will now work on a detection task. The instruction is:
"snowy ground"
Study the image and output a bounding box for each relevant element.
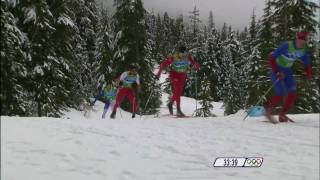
[1,73,319,180]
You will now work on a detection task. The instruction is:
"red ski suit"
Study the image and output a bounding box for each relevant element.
[157,54,200,109]
[112,71,140,113]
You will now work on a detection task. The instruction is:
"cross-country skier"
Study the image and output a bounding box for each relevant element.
[265,31,313,122]
[92,82,118,119]
[156,45,200,117]
[110,65,141,119]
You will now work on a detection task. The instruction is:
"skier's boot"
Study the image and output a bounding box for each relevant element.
[176,107,185,117]
[264,105,277,124]
[264,96,282,124]
[110,111,116,119]
[278,114,288,122]
[167,102,173,115]
[132,113,135,119]
[279,92,297,123]
[279,112,294,122]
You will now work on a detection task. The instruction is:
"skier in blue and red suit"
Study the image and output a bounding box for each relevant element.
[156,45,200,117]
[265,31,313,122]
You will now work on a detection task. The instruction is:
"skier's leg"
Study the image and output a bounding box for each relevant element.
[102,100,110,119]
[265,72,284,123]
[176,77,186,116]
[126,90,137,113]
[110,100,116,110]
[266,72,285,111]
[168,74,178,114]
[111,88,126,118]
[170,76,179,103]
[279,75,297,122]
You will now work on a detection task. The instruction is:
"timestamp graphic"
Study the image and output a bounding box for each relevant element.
[213,157,263,168]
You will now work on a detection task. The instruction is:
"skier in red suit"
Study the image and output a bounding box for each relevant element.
[156,46,200,117]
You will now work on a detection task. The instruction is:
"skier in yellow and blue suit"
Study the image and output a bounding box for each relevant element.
[92,83,118,119]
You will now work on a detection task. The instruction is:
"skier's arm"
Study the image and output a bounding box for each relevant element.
[301,53,312,79]
[119,72,127,81]
[136,75,141,92]
[136,74,140,85]
[92,91,103,105]
[156,57,174,76]
[188,54,200,71]
[269,42,289,73]
[272,42,288,59]
[117,72,127,87]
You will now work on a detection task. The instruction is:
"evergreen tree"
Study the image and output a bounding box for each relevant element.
[16,0,66,116]
[189,6,201,37]
[249,9,257,39]
[219,32,246,115]
[258,0,274,61]
[239,26,248,41]
[270,0,318,41]
[113,0,160,114]
[47,0,82,109]
[194,76,215,117]
[73,0,98,100]
[208,10,215,30]
[220,22,228,41]
[96,6,116,89]
[0,1,29,115]
[242,9,269,109]
[154,13,165,63]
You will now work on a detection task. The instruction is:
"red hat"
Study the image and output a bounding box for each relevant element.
[297,31,309,40]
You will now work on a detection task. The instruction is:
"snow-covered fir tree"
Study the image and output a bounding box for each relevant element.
[47,0,82,109]
[242,10,269,108]
[257,0,274,61]
[194,76,215,117]
[0,1,29,116]
[72,0,99,101]
[95,6,117,89]
[16,0,67,116]
[113,0,161,114]
[219,32,246,115]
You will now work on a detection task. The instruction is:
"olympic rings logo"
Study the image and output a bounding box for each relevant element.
[244,157,263,167]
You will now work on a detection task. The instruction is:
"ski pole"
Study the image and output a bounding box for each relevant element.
[119,108,123,119]
[195,71,198,112]
[141,89,154,119]
[243,79,279,121]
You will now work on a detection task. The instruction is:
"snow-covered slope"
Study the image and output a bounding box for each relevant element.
[1,102,319,180]
[1,73,319,180]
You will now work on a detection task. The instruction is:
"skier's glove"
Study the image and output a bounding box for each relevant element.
[276,72,285,80]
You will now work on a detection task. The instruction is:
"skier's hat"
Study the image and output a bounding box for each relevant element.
[128,65,138,70]
[297,31,309,41]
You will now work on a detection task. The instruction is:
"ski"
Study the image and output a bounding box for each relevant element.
[265,115,278,124]
[174,115,193,118]
[262,120,279,124]
[157,114,194,118]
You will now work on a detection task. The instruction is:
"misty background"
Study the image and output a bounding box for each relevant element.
[99,0,265,30]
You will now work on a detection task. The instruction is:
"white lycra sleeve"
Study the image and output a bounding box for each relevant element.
[136,75,140,85]
[119,72,127,81]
